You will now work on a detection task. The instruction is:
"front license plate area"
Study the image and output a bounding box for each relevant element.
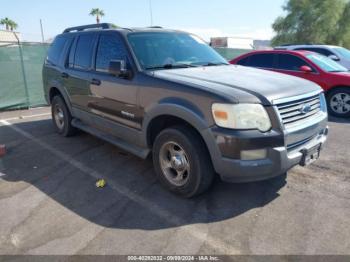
[300,144,321,166]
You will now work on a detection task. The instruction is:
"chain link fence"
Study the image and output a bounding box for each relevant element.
[0,40,49,111]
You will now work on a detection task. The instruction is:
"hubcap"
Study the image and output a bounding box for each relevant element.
[53,104,65,130]
[330,93,350,114]
[159,141,190,186]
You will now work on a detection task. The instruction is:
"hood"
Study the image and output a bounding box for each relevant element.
[151,65,322,105]
[339,60,350,70]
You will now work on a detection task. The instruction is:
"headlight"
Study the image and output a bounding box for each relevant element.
[212,103,272,132]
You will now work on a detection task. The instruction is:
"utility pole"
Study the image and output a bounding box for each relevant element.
[40,19,45,43]
[149,0,153,26]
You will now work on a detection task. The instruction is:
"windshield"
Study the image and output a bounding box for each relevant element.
[306,53,348,72]
[127,32,228,70]
[333,47,350,60]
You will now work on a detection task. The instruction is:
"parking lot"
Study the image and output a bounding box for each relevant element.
[0,107,349,255]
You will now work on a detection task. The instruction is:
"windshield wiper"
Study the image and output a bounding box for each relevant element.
[328,70,347,72]
[146,63,198,70]
[202,62,229,67]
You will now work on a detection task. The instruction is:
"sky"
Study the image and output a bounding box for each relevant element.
[1,0,286,42]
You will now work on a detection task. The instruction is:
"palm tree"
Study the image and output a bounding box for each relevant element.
[89,8,105,24]
[0,17,12,31]
[9,20,18,31]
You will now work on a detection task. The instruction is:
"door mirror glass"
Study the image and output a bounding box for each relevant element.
[300,65,313,73]
[108,60,129,77]
[328,54,340,61]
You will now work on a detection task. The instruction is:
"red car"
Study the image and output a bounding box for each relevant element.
[230,50,350,117]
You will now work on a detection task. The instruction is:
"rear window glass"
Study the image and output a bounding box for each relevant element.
[236,56,250,66]
[47,36,68,65]
[246,54,274,68]
[73,34,96,70]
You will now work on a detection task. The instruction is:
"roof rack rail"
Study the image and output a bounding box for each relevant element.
[63,23,116,33]
[148,26,163,29]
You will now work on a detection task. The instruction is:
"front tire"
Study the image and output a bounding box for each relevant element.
[51,95,77,137]
[326,88,350,118]
[152,126,214,198]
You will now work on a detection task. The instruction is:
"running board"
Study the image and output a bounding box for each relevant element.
[71,119,150,159]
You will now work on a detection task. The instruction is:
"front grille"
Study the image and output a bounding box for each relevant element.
[276,94,321,128]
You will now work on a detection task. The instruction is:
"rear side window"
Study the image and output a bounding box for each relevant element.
[47,36,68,65]
[236,56,250,66]
[277,54,311,71]
[73,34,96,70]
[245,54,275,68]
[95,34,128,72]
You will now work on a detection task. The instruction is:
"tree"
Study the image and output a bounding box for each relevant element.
[8,20,18,31]
[271,0,347,47]
[89,8,105,24]
[335,2,350,47]
[0,17,14,31]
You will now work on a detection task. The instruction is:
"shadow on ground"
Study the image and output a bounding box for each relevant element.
[328,116,350,124]
[0,119,286,230]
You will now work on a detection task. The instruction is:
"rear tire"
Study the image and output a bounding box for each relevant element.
[326,88,350,118]
[152,126,214,198]
[51,95,77,137]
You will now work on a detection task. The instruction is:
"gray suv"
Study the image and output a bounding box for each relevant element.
[43,24,328,197]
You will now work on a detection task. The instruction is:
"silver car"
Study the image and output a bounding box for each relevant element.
[275,44,350,69]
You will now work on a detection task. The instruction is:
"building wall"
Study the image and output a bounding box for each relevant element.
[0,30,21,43]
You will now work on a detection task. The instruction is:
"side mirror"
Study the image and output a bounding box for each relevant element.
[108,60,130,78]
[328,54,340,61]
[300,65,313,73]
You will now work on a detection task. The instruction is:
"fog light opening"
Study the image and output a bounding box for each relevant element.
[241,149,267,160]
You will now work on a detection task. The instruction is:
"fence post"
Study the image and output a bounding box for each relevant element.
[13,32,30,109]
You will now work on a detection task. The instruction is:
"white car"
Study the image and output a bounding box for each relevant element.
[275,44,350,70]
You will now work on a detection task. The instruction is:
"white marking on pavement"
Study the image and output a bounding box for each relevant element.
[0,172,6,178]
[0,119,240,254]
[1,113,51,122]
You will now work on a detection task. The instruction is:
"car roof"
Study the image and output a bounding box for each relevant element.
[60,23,188,37]
[275,44,340,50]
[236,49,314,57]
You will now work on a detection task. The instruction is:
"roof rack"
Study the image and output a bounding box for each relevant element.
[63,23,116,33]
[148,26,163,29]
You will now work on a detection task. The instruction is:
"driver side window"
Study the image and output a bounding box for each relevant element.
[95,33,128,73]
[277,54,314,72]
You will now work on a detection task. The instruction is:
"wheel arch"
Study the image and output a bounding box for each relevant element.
[325,86,350,97]
[142,100,211,147]
[48,84,72,112]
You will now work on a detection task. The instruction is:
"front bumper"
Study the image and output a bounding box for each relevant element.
[201,114,328,183]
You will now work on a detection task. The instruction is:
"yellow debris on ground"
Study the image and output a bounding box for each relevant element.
[95,179,106,188]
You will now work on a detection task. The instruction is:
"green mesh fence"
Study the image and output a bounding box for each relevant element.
[0,42,49,111]
[0,43,248,111]
[214,47,251,61]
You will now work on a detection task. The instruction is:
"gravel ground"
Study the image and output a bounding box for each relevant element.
[0,107,349,255]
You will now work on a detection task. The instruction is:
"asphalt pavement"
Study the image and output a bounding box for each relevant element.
[0,107,349,255]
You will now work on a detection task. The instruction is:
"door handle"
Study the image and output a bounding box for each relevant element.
[90,78,101,86]
[61,72,69,78]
